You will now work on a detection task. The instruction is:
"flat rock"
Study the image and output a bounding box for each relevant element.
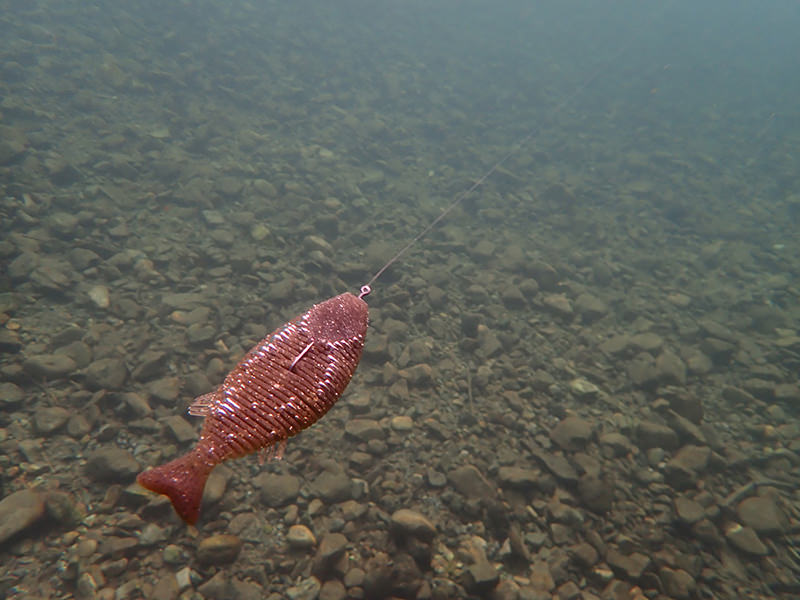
[257,473,300,507]
[85,357,128,390]
[66,414,91,438]
[163,415,196,444]
[664,410,706,445]
[725,523,768,556]
[310,469,352,503]
[532,451,579,484]
[286,577,321,600]
[0,382,24,407]
[598,432,631,457]
[575,293,607,321]
[197,534,242,565]
[148,377,182,403]
[542,294,573,317]
[203,465,233,506]
[569,377,600,399]
[500,285,526,309]
[606,548,651,579]
[636,421,678,450]
[23,354,77,379]
[599,335,631,355]
[447,464,495,501]
[669,394,703,424]
[0,490,46,544]
[736,496,789,535]
[686,351,713,375]
[390,415,414,432]
[187,323,216,345]
[161,293,207,309]
[465,559,499,594]
[655,350,687,384]
[497,466,540,490]
[550,416,593,450]
[86,446,140,482]
[345,418,383,441]
[131,351,168,381]
[313,533,348,576]
[578,473,613,513]
[628,354,659,387]
[319,579,346,600]
[0,330,22,354]
[774,383,800,403]
[152,573,179,600]
[34,406,71,434]
[674,495,705,525]
[664,445,710,490]
[390,509,436,542]
[529,261,559,290]
[630,332,664,352]
[659,567,696,599]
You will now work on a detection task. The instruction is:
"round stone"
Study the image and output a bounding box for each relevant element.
[287,524,317,550]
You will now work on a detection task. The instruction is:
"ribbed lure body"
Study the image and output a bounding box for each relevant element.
[137,292,368,523]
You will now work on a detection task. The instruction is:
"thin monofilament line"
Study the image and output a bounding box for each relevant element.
[362,4,672,293]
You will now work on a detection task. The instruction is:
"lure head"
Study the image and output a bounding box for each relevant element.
[305,292,369,344]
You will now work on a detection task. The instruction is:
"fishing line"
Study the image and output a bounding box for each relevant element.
[359,2,674,299]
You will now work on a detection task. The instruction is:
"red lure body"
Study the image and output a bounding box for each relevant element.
[137,292,369,524]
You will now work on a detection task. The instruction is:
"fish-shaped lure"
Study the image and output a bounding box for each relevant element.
[137,291,369,524]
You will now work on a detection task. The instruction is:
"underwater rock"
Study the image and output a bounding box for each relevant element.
[550,416,593,451]
[655,350,687,385]
[659,567,696,599]
[447,464,495,501]
[33,405,70,434]
[627,353,661,388]
[257,473,300,507]
[528,261,559,291]
[86,446,140,483]
[312,533,348,577]
[575,293,608,322]
[0,382,23,407]
[87,285,110,309]
[606,548,651,580]
[578,473,614,513]
[163,415,196,444]
[0,126,28,164]
[287,524,317,550]
[724,523,767,556]
[197,534,243,565]
[736,496,789,536]
[24,354,77,379]
[664,445,710,489]
[497,466,540,490]
[310,469,352,503]
[0,489,46,545]
[542,293,573,318]
[390,509,436,542]
[344,418,383,442]
[84,357,128,390]
[630,332,664,352]
[674,495,704,525]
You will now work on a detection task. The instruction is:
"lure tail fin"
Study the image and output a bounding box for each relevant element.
[137,449,213,525]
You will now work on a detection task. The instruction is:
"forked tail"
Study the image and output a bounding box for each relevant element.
[137,449,214,525]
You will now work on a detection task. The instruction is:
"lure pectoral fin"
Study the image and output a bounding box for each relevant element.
[137,292,369,524]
